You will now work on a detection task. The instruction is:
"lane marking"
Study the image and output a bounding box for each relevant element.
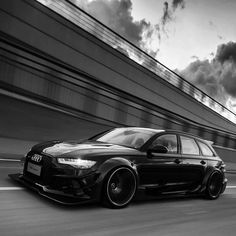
[226,186,236,189]
[0,159,21,162]
[186,210,207,215]
[0,187,24,191]
[0,167,22,169]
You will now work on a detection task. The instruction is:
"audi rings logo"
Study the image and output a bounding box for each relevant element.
[31,154,42,162]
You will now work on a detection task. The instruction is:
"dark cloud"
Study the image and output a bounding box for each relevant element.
[180,60,224,100]
[216,42,236,64]
[180,42,236,105]
[162,2,171,27]
[220,63,236,97]
[172,0,185,11]
[161,0,185,30]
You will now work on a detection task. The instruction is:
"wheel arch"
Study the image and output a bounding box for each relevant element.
[201,166,224,193]
[95,157,138,200]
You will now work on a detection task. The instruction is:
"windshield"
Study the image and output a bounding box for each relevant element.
[94,128,159,149]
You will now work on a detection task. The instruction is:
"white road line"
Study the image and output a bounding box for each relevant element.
[0,159,21,162]
[0,187,24,191]
[226,186,236,189]
[0,167,22,169]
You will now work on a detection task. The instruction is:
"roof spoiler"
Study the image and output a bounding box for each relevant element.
[204,140,214,145]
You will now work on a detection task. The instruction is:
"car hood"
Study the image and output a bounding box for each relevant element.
[31,140,139,158]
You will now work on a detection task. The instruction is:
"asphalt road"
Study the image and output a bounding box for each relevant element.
[1,159,236,236]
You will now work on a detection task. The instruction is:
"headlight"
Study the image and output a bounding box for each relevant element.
[57,158,96,169]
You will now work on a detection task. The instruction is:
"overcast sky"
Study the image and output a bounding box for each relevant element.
[72,0,236,112]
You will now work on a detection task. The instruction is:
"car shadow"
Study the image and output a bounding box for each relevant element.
[7,175,207,211]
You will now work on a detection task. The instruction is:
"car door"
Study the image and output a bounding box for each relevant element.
[179,135,207,191]
[136,134,186,192]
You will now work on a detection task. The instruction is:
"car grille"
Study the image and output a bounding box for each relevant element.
[23,151,53,185]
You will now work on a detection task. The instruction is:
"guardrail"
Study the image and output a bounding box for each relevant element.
[36,0,236,124]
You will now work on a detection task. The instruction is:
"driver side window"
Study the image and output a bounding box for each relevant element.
[151,134,178,154]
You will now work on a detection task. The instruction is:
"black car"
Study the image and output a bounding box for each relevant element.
[10,127,227,208]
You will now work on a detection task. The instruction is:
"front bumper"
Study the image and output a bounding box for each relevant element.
[9,173,98,205]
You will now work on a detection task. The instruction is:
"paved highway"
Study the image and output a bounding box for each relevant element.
[1,159,236,236]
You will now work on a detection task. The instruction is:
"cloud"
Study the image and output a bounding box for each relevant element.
[161,0,185,30]
[162,2,171,28]
[148,0,186,47]
[71,0,161,57]
[172,0,185,11]
[179,41,236,109]
[191,55,199,60]
[220,62,236,97]
[73,0,145,45]
[71,0,186,60]
[216,42,236,64]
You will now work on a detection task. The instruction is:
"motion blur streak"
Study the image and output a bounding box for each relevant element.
[0,187,24,190]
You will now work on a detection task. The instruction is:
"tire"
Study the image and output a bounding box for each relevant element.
[205,170,223,200]
[102,167,137,208]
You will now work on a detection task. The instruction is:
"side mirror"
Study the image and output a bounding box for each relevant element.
[147,145,168,155]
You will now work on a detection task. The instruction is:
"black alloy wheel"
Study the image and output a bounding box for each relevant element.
[205,170,223,199]
[103,167,137,208]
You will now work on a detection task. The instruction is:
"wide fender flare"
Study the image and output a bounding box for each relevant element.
[201,166,223,192]
[94,157,138,198]
[97,157,138,182]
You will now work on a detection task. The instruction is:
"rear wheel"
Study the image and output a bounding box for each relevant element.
[102,167,137,208]
[205,170,223,199]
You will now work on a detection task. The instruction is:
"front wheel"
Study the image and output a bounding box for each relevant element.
[102,167,137,208]
[205,170,223,200]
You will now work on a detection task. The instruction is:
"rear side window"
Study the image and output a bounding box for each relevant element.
[198,141,214,156]
[180,136,199,155]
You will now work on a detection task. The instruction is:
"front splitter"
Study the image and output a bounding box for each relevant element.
[9,173,95,205]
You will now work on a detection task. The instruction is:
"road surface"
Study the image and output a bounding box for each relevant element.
[1,159,236,236]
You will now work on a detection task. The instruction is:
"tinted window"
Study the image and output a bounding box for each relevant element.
[198,141,214,156]
[151,134,178,154]
[180,136,199,155]
[96,128,157,148]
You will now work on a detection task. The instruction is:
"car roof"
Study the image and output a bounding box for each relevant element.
[122,127,212,145]
[165,129,213,144]
[122,127,165,133]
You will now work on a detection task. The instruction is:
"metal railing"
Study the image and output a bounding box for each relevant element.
[36,0,236,124]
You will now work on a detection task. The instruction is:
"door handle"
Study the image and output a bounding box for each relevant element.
[200,160,206,165]
[174,158,181,164]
